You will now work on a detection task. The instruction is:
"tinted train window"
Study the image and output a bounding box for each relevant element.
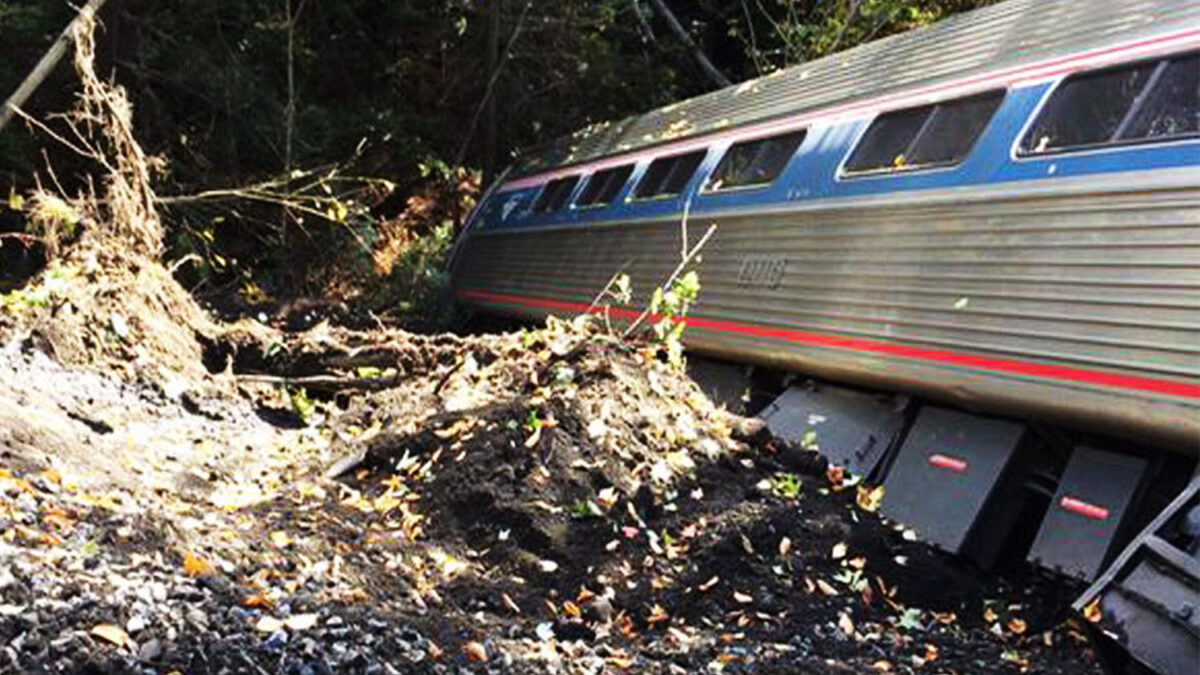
[845,90,1004,174]
[706,130,806,191]
[532,175,580,213]
[1020,51,1199,155]
[576,164,634,207]
[633,150,707,199]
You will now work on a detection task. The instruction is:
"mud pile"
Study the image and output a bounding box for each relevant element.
[0,299,1106,674]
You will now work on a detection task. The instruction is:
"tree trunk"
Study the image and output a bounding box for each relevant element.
[483,0,502,188]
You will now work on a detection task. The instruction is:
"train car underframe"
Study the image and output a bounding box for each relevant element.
[686,355,1200,675]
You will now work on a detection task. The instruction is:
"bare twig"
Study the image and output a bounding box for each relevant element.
[454,1,533,168]
[0,233,38,245]
[6,105,98,161]
[827,0,862,55]
[622,223,716,338]
[630,0,658,45]
[585,260,635,312]
[236,373,403,391]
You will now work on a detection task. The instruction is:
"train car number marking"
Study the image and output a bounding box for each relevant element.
[737,256,788,289]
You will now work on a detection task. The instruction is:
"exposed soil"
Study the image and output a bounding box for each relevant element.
[0,274,1107,674]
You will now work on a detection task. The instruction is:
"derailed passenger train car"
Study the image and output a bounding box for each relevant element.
[450,0,1200,671]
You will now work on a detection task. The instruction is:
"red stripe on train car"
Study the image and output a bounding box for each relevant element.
[1060,496,1111,521]
[928,454,969,472]
[456,288,1200,400]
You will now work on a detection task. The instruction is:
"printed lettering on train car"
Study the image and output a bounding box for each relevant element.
[736,256,788,289]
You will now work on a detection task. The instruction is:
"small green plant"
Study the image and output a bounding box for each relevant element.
[25,193,81,260]
[569,500,604,519]
[289,386,316,425]
[0,287,50,312]
[833,567,870,593]
[525,408,543,432]
[649,270,701,369]
[355,366,395,380]
[770,472,803,500]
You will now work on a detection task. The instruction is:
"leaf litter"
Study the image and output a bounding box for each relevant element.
[0,306,1107,674]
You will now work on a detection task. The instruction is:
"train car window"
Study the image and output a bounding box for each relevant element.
[531,175,580,213]
[1117,53,1199,140]
[909,93,1004,166]
[633,150,707,199]
[576,164,634,207]
[705,130,807,192]
[844,89,1004,174]
[1019,51,1199,155]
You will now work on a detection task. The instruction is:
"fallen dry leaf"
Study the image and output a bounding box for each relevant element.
[241,593,272,609]
[502,593,521,614]
[285,613,319,631]
[740,533,755,555]
[609,656,635,670]
[1008,617,1027,635]
[838,612,855,636]
[778,537,792,557]
[182,551,215,577]
[647,603,670,624]
[90,623,131,648]
[857,484,885,512]
[816,579,839,596]
[1082,598,1102,623]
[462,641,488,661]
[832,542,847,560]
[596,487,619,509]
[42,466,62,486]
[732,591,753,604]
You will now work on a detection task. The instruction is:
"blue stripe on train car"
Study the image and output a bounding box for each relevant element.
[479,82,1199,234]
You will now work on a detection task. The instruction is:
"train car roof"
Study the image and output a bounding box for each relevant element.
[510,0,1199,180]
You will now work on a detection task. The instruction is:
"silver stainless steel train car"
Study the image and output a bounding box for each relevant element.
[450,1,1200,672]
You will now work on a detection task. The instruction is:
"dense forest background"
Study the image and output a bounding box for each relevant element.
[1,0,989,320]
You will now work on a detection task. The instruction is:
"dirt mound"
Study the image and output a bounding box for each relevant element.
[308,316,1103,675]
[0,298,1107,675]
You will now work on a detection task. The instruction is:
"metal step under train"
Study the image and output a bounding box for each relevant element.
[748,374,1199,675]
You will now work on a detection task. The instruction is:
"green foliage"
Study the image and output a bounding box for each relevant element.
[0,286,50,312]
[288,386,315,425]
[650,270,701,370]
[770,472,803,500]
[569,500,603,519]
[375,219,457,325]
[706,0,994,78]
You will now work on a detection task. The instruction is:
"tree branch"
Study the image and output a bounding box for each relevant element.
[0,0,110,135]
[645,0,731,89]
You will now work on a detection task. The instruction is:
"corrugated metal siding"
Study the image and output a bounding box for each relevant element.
[516,0,1200,176]
[454,176,1200,447]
